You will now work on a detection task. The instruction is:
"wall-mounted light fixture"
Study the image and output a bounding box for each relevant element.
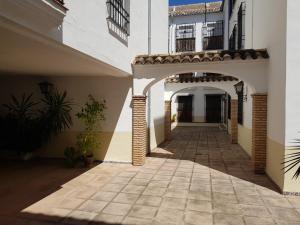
[234,81,247,101]
[39,81,54,97]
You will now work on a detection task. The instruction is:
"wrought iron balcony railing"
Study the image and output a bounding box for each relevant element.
[106,0,130,35]
[176,38,196,52]
[54,0,64,5]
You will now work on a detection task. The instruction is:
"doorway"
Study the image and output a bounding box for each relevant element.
[177,95,193,122]
[205,94,222,123]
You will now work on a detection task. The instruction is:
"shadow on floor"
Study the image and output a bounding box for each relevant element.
[0,158,95,217]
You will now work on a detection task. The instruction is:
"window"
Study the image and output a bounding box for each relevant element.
[106,0,130,34]
[229,24,237,50]
[175,24,195,52]
[237,2,246,49]
[202,21,224,50]
[228,95,231,119]
[237,85,244,125]
[229,0,237,18]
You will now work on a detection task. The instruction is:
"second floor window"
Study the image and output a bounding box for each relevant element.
[175,24,195,52]
[237,2,246,49]
[106,0,130,35]
[229,24,237,50]
[202,21,224,50]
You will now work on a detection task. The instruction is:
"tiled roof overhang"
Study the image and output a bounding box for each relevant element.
[169,2,223,16]
[133,49,269,65]
[166,76,238,83]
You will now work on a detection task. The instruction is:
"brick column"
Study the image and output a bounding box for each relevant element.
[231,99,238,144]
[164,100,172,141]
[132,96,147,166]
[252,94,268,174]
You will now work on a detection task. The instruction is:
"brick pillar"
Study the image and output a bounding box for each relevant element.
[252,94,268,174]
[231,99,238,144]
[132,96,147,166]
[164,100,172,141]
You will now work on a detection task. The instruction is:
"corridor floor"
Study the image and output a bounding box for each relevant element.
[1,127,300,225]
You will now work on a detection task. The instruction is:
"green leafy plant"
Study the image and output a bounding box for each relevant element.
[3,93,38,120]
[76,95,106,158]
[64,147,81,168]
[1,84,73,156]
[2,93,40,153]
[40,90,73,142]
[171,114,176,123]
[283,139,300,179]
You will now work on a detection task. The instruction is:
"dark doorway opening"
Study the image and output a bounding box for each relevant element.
[177,95,193,122]
[206,94,222,123]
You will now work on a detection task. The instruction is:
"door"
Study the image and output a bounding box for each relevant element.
[177,95,193,122]
[206,95,222,123]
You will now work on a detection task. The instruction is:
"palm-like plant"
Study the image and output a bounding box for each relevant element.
[40,90,73,140]
[283,139,300,179]
[3,93,38,120]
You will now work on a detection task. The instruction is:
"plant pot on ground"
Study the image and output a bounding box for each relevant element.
[76,95,106,168]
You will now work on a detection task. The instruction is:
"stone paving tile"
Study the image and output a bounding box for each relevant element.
[122,184,146,194]
[112,193,139,204]
[90,213,124,224]
[185,211,213,225]
[136,195,162,207]
[128,205,158,219]
[240,204,271,218]
[213,213,244,225]
[91,191,117,202]
[78,200,107,213]
[244,216,276,225]
[161,197,186,210]
[186,199,212,212]
[155,208,184,225]
[102,202,132,216]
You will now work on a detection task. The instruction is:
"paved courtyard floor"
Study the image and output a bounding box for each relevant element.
[0,127,300,225]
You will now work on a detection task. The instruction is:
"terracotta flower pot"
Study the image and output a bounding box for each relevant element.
[84,155,94,167]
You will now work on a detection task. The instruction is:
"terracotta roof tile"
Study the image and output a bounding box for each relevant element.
[169,1,223,17]
[166,75,238,83]
[133,49,269,65]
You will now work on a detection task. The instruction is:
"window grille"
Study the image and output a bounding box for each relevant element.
[203,21,224,50]
[106,0,130,34]
[237,2,246,49]
[175,24,195,52]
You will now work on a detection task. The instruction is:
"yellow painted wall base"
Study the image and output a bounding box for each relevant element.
[266,138,285,192]
[238,125,252,157]
[149,123,165,151]
[37,131,132,163]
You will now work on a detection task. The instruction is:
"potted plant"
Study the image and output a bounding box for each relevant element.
[76,95,106,167]
[1,84,73,160]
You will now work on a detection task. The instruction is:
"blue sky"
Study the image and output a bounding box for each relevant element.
[169,0,221,6]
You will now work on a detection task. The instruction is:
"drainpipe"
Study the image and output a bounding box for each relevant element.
[147,0,152,153]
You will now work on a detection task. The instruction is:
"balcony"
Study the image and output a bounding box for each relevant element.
[202,21,224,50]
[176,38,195,52]
[203,36,224,51]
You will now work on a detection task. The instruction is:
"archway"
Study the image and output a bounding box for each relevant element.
[131,49,269,174]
